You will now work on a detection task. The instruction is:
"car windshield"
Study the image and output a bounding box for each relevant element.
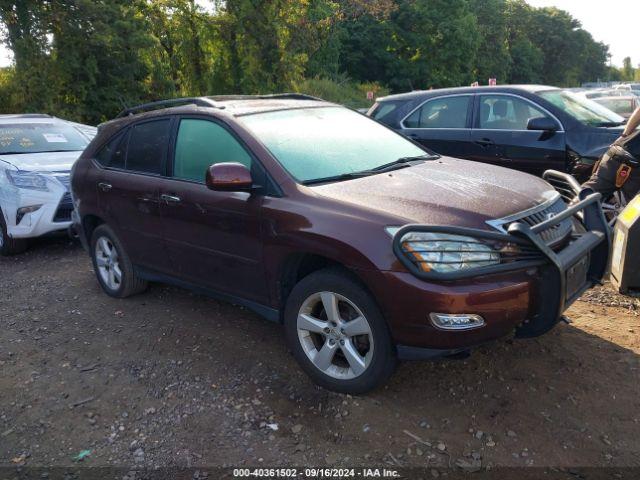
[240,106,432,184]
[539,90,625,127]
[0,123,90,154]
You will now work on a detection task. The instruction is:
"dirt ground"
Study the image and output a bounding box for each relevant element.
[1,236,639,473]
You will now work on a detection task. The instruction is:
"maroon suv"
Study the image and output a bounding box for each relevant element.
[71,95,610,394]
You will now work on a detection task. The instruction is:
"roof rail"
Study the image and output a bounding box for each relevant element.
[0,113,52,119]
[115,97,220,119]
[206,93,324,102]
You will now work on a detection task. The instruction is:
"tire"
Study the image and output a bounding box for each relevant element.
[284,267,396,394]
[0,207,27,256]
[90,224,147,298]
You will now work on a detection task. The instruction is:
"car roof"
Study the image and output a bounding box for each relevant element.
[208,97,334,116]
[0,114,57,124]
[98,94,338,132]
[377,85,559,102]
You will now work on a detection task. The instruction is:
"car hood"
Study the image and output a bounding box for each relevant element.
[569,125,624,158]
[310,157,557,230]
[0,151,81,173]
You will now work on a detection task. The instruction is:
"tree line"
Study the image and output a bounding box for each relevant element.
[0,0,619,124]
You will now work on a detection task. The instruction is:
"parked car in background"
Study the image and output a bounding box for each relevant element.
[614,83,640,95]
[71,95,609,394]
[0,114,96,255]
[368,85,627,182]
[578,88,640,100]
[592,95,640,119]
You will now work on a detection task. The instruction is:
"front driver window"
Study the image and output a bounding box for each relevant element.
[404,96,470,129]
[479,95,548,130]
[173,119,252,182]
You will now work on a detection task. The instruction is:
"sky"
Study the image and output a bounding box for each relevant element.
[526,0,637,67]
[0,1,636,68]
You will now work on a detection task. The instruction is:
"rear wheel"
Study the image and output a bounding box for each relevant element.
[0,207,27,256]
[90,224,147,298]
[284,268,396,394]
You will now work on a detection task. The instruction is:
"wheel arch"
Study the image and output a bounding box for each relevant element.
[276,251,377,323]
[82,214,105,246]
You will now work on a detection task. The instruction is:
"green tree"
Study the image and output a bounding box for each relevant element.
[622,56,635,82]
[215,0,310,93]
[468,0,510,84]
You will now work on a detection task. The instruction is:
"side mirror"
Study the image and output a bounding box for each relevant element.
[527,117,558,132]
[205,162,253,192]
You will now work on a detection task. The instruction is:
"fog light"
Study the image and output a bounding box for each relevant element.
[16,205,42,225]
[430,313,485,331]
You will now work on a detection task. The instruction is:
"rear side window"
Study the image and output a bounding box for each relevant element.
[95,131,126,169]
[173,119,252,182]
[126,119,171,175]
[404,96,470,129]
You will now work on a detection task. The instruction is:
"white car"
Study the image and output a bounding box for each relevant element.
[0,114,96,255]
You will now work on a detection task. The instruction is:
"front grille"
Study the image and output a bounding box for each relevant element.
[53,192,73,222]
[488,195,574,247]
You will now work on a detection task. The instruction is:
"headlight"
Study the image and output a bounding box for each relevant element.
[397,231,500,273]
[5,170,49,191]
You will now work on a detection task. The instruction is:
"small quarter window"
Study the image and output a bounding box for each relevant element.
[95,131,126,169]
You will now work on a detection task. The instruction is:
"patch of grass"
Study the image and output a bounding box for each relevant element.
[294,76,389,109]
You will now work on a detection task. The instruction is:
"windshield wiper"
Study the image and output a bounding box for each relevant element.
[302,171,378,186]
[302,154,436,186]
[371,154,436,172]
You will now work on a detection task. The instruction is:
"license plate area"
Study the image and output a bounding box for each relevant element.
[566,254,590,301]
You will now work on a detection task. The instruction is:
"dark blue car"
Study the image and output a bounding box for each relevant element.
[368,85,626,182]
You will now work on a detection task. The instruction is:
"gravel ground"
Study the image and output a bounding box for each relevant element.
[0,236,639,474]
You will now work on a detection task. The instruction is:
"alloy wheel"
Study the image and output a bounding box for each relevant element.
[95,236,122,291]
[297,291,374,380]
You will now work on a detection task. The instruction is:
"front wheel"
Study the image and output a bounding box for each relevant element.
[284,268,396,394]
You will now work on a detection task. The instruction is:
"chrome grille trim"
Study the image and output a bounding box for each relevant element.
[487,192,574,246]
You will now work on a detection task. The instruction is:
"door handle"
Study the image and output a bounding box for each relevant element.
[98,182,112,192]
[474,138,495,147]
[161,194,181,205]
[406,133,419,138]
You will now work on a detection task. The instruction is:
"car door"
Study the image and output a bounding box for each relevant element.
[471,94,567,175]
[400,95,474,157]
[157,116,268,302]
[95,118,172,272]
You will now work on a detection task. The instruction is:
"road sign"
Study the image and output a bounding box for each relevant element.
[366,91,374,100]
[489,78,497,86]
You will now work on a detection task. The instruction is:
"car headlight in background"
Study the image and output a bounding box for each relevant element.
[5,170,49,191]
[386,228,501,273]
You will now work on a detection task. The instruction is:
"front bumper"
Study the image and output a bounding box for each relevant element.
[1,184,72,239]
[381,184,610,356]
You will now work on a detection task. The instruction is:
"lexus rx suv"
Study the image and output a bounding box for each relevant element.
[71,95,609,394]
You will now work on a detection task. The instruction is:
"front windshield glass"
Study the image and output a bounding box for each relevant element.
[0,123,90,154]
[239,107,430,183]
[539,90,625,127]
